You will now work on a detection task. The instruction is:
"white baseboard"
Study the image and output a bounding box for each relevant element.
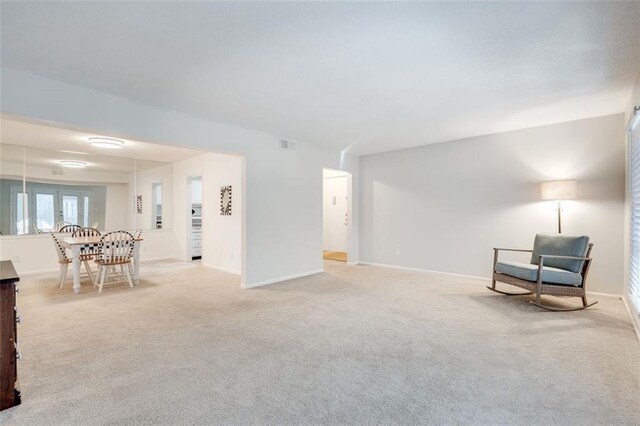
[15,257,182,277]
[622,296,640,342]
[358,261,490,282]
[358,262,628,300]
[202,263,241,276]
[242,269,324,289]
[586,291,622,298]
[17,267,59,276]
[141,256,183,263]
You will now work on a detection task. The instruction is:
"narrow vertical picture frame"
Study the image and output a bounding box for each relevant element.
[220,185,232,215]
[136,194,143,214]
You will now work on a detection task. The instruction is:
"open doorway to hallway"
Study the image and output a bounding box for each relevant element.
[323,169,350,262]
[187,176,202,261]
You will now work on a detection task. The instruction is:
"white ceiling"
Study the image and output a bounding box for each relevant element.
[1,2,639,156]
[0,118,205,172]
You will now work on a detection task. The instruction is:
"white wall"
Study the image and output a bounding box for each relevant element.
[0,229,179,275]
[0,68,360,287]
[104,183,128,230]
[624,72,640,127]
[127,163,173,230]
[323,176,348,252]
[172,152,243,274]
[360,114,625,295]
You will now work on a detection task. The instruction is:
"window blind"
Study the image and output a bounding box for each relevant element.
[629,108,640,315]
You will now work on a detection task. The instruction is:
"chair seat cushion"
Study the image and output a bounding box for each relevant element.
[495,261,582,286]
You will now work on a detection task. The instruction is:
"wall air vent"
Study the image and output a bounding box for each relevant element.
[279,140,297,151]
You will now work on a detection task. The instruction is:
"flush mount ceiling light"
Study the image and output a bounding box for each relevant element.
[60,160,87,168]
[89,137,125,149]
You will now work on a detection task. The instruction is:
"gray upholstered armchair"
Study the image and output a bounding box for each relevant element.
[488,233,596,311]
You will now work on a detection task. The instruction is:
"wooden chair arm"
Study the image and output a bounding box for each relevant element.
[538,254,591,261]
[492,248,533,271]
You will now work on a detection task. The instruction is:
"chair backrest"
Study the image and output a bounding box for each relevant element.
[59,224,82,233]
[530,233,590,273]
[51,233,70,263]
[72,227,101,237]
[55,221,70,231]
[98,231,135,263]
[134,229,142,239]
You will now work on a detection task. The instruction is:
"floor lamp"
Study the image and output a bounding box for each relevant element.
[540,180,577,234]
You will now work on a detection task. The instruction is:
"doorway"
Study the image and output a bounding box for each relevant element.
[322,169,349,262]
[188,176,202,261]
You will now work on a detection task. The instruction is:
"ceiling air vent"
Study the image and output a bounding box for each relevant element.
[279,140,297,151]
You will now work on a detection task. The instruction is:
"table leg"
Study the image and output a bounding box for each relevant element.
[133,241,141,285]
[72,245,81,294]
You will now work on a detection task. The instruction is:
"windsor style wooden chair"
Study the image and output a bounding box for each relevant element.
[95,231,135,293]
[51,233,96,289]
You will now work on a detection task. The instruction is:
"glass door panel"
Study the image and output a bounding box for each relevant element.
[35,192,56,231]
[61,194,78,225]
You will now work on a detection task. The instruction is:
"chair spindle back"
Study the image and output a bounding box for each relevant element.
[59,224,82,233]
[72,227,102,237]
[98,231,135,264]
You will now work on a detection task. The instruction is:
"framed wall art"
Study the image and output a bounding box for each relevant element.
[135,194,143,214]
[220,185,232,216]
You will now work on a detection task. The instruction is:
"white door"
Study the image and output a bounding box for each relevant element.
[60,193,79,225]
[323,176,348,252]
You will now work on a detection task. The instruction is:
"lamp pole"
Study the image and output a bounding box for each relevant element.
[557,200,562,234]
[541,180,576,234]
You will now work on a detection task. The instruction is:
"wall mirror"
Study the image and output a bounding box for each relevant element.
[0,117,204,236]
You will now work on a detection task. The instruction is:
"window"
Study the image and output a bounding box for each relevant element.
[84,196,90,227]
[16,192,28,234]
[629,110,640,315]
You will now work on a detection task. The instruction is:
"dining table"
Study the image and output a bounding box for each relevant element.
[60,235,143,294]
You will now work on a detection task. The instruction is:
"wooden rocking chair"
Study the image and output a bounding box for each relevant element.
[487,233,596,311]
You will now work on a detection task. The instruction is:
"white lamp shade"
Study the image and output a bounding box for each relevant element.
[540,180,577,200]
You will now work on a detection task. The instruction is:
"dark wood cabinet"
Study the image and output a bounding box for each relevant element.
[0,260,20,411]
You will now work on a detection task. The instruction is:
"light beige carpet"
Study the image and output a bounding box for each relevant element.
[1,260,638,425]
